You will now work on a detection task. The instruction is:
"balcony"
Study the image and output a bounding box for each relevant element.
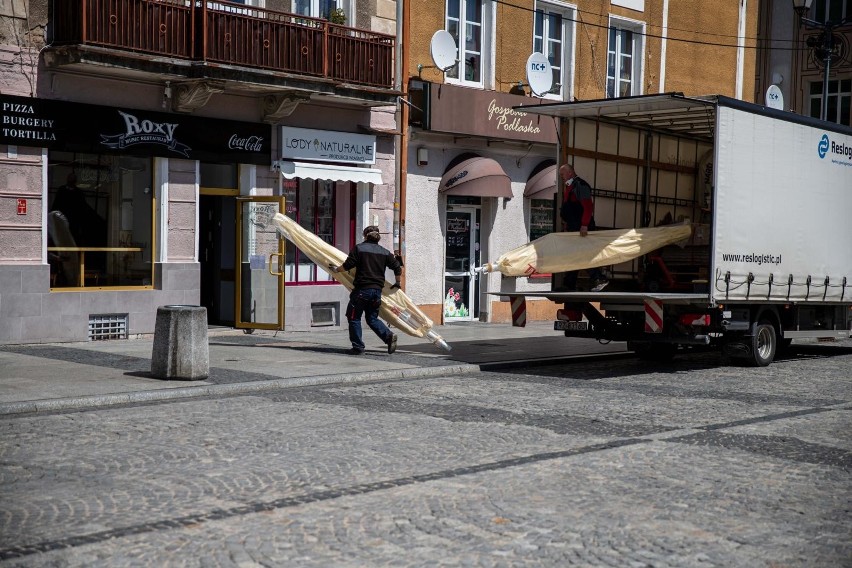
[49,0,396,104]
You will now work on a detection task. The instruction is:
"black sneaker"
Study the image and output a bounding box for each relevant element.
[387,334,398,355]
[590,280,609,292]
[346,348,365,355]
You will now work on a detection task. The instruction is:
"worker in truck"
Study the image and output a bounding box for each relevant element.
[559,164,609,292]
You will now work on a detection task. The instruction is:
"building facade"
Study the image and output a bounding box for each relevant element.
[755,0,851,125]
[0,0,399,343]
[400,0,760,324]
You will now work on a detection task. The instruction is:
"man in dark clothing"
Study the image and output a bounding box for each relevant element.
[559,164,608,292]
[329,225,402,355]
[50,172,108,274]
[51,173,106,247]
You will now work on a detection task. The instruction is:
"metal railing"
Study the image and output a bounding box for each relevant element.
[52,0,395,89]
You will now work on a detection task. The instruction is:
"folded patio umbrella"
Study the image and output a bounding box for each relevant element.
[271,213,451,351]
[476,223,693,277]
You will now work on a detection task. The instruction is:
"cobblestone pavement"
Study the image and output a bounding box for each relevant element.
[1,345,850,567]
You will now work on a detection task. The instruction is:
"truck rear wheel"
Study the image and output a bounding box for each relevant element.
[748,321,777,367]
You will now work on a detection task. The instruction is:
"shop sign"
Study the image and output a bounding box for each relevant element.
[0,94,271,165]
[281,126,376,164]
[424,82,558,144]
[16,198,26,215]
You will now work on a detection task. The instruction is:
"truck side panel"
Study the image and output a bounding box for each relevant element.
[713,106,852,303]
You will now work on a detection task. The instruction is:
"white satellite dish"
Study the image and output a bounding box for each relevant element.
[526,52,553,97]
[765,84,784,110]
[430,30,458,72]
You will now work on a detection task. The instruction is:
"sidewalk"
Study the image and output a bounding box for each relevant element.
[0,322,628,415]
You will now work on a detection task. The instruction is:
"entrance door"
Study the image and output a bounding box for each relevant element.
[443,206,480,321]
[235,196,285,331]
[199,194,237,325]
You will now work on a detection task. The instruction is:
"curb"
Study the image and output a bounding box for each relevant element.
[0,364,482,416]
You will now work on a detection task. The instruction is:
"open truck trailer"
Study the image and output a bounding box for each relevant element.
[503,93,852,366]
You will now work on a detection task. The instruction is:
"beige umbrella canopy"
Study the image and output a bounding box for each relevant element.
[271,213,451,351]
[478,224,694,277]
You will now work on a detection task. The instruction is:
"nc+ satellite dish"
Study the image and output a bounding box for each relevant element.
[526,52,553,97]
[430,30,458,72]
[765,84,784,111]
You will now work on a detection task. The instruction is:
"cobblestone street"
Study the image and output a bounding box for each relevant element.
[1,345,850,567]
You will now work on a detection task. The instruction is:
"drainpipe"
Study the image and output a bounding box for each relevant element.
[393,0,410,288]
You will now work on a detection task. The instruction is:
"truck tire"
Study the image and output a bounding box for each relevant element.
[748,321,777,367]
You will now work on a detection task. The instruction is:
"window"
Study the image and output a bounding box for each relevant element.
[446,0,485,85]
[809,78,852,125]
[534,2,574,99]
[47,152,153,288]
[282,178,351,284]
[813,0,850,22]
[200,162,238,189]
[606,18,644,98]
[529,198,555,241]
[533,2,574,99]
[293,0,338,20]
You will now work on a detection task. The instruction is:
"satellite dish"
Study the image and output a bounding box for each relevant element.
[765,84,784,110]
[430,30,458,72]
[526,52,553,97]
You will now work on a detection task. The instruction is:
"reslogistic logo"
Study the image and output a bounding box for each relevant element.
[818,133,852,161]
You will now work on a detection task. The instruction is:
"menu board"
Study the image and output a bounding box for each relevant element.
[529,198,555,241]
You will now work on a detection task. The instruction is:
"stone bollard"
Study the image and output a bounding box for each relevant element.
[151,305,209,380]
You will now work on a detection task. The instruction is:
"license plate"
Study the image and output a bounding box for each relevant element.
[554,320,588,331]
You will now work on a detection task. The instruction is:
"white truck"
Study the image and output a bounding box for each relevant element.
[510,93,852,366]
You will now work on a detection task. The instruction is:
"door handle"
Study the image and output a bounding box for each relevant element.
[268,252,284,276]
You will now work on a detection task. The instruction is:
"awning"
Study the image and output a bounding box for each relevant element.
[513,93,718,140]
[523,163,557,198]
[439,157,513,198]
[279,161,384,184]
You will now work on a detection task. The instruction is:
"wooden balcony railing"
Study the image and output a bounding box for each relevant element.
[52,0,395,89]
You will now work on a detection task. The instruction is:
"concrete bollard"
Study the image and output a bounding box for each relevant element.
[151,305,209,380]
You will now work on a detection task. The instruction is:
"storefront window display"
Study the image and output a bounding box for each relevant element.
[47,152,153,289]
[282,177,346,284]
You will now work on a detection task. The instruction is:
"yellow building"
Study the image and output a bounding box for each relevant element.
[400,0,760,324]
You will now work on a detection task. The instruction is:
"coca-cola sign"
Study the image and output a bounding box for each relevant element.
[229,134,264,152]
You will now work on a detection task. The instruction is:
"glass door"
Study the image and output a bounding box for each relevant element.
[235,196,285,331]
[443,207,480,321]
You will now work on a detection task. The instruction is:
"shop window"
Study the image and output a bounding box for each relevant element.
[48,152,154,289]
[200,162,238,189]
[282,177,348,284]
[529,198,555,241]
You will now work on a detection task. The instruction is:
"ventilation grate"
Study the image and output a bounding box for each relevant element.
[88,314,128,341]
[311,303,337,327]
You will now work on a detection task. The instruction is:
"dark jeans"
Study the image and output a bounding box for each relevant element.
[346,288,393,351]
[564,266,605,291]
[563,218,604,290]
